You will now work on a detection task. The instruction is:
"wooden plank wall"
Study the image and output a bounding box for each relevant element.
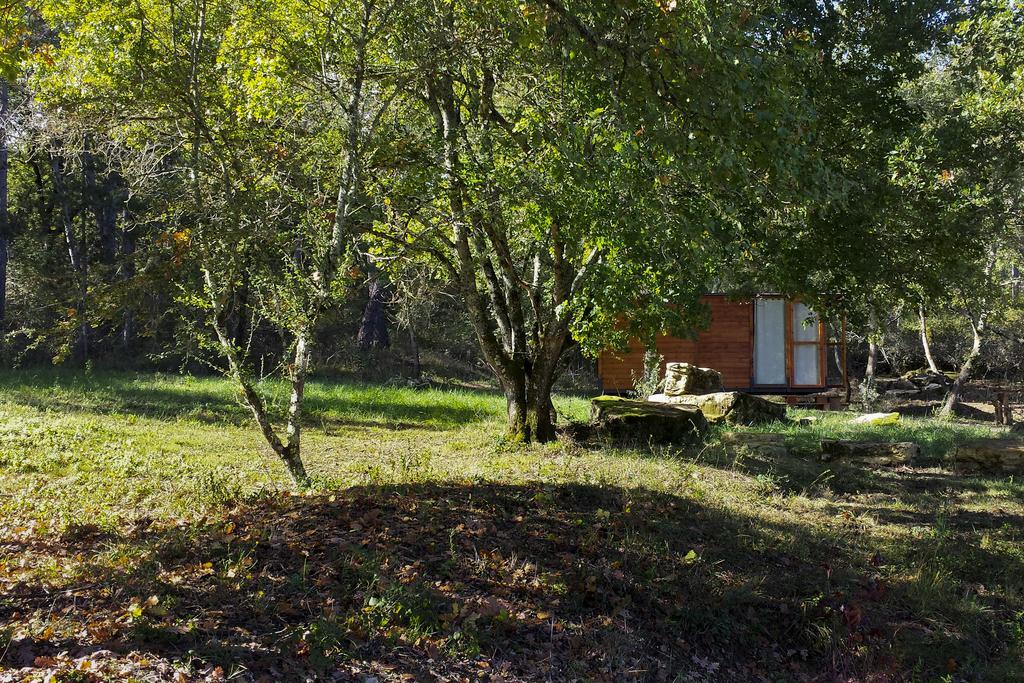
[597,297,753,393]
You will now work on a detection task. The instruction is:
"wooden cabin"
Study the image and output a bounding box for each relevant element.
[597,295,847,394]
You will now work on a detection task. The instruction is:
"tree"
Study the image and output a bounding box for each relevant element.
[1,78,9,332]
[375,0,828,441]
[32,0,406,485]
[749,0,979,395]
[1,0,30,343]
[918,304,941,373]
[890,1,1024,415]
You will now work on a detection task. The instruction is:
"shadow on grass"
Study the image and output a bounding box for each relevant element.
[0,369,502,431]
[3,482,1022,681]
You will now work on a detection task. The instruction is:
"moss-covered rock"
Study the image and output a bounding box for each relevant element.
[650,391,786,425]
[590,396,707,445]
[954,439,1024,475]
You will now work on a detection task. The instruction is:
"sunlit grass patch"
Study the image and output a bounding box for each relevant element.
[736,408,999,463]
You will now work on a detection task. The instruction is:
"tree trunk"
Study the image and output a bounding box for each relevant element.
[119,218,136,349]
[326,5,370,276]
[864,307,879,391]
[919,304,939,373]
[408,319,421,380]
[528,375,557,442]
[865,341,878,385]
[0,79,8,333]
[229,286,250,350]
[505,373,529,442]
[282,329,311,485]
[204,269,311,487]
[82,140,118,265]
[501,342,561,443]
[51,151,90,361]
[940,316,984,418]
[503,374,558,443]
[357,272,390,349]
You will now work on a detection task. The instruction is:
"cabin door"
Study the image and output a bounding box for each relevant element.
[753,298,787,386]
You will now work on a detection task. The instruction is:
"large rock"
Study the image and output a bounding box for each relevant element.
[651,391,787,425]
[663,362,723,396]
[721,432,788,459]
[902,370,953,388]
[590,396,707,445]
[820,439,918,466]
[953,439,1024,475]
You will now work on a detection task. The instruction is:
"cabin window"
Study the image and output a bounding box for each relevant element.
[791,303,824,387]
[754,298,830,389]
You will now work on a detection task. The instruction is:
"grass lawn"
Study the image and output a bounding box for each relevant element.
[1,370,1023,681]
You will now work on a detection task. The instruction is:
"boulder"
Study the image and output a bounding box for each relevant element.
[663,362,723,396]
[721,432,788,459]
[820,439,918,466]
[851,412,901,426]
[903,370,953,388]
[650,391,787,425]
[953,439,1024,475]
[590,396,707,445]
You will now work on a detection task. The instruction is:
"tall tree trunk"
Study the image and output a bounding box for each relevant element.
[502,338,563,443]
[82,140,118,265]
[357,271,390,349]
[119,216,136,349]
[505,369,529,442]
[865,340,878,384]
[528,372,558,442]
[283,328,312,484]
[940,315,985,418]
[864,307,879,391]
[229,286,250,350]
[205,269,310,487]
[326,3,369,277]
[0,79,8,334]
[98,173,121,265]
[919,304,939,373]
[407,317,421,380]
[51,151,90,361]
